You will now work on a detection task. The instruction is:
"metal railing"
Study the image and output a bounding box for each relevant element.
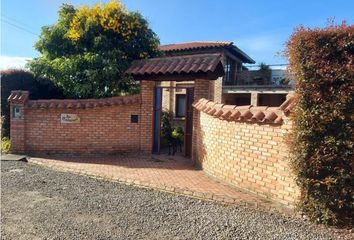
[223,70,294,87]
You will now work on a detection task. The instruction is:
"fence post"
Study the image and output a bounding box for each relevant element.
[7,90,29,154]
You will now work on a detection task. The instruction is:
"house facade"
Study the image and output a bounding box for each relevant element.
[8,48,298,206]
[158,41,294,121]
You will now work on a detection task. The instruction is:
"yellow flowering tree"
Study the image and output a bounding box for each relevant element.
[28,1,160,98]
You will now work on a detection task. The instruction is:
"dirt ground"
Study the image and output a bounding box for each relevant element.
[1,161,352,240]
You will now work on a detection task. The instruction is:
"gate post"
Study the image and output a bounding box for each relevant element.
[140,80,155,153]
[192,80,215,164]
[8,91,29,154]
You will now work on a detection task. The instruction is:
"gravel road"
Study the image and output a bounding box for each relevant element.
[1,161,351,240]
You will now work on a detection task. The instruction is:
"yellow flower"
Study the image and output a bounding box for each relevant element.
[68,0,128,41]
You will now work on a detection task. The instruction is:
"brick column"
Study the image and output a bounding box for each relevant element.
[209,77,223,103]
[140,80,155,153]
[192,79,213,165]
[8,91,29,154]
[251,92,258,106]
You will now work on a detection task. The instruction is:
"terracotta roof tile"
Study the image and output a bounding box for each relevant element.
[7,90,29,104]
[159,41,233,52]
[264,112,278,123]
[192,98,292,125]
[26,95,141,110]
[279,94,296,114]
[125,53,224,78]
[159,41,255,64]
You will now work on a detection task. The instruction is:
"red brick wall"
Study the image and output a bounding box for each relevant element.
[8,91,144,155]
[24,104,141,154]
[193,99,299,207]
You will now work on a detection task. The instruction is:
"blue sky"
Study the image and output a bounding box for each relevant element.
[1,0,353,69]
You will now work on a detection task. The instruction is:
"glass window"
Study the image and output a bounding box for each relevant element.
[13,106,22,118]
[224,57,235,83]
[175,94,186,118]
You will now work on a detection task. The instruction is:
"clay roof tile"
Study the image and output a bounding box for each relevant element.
[126,53,223,77]
[274,116,283,124]
[229,110,241,120]
[263,112,278,123]
[240,110,253,120]
[66,102,73,108]
[220,110,232,119]
[48,102,57,108]
[159,41,233,52]
[251,111,265,121]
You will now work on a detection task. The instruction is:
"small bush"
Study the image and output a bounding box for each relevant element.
[1,69,64,137]
[286,22,354,226]
[1,137,11,154]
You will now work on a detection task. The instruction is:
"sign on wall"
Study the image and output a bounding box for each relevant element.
[61,113,80,123]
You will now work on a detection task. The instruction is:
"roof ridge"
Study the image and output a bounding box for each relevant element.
[135,53,222,62]
[160,41,233,46]
[159,41,255,64]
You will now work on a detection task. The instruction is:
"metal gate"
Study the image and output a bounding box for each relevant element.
[152,86,194,157]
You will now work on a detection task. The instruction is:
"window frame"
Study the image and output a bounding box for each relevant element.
[175,94,186,118]
[224,57,236,83]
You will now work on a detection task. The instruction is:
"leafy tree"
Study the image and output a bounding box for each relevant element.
[259,62,271,71]
[28,0,161,98]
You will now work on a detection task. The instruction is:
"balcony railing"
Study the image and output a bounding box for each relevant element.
[223,70,294,87]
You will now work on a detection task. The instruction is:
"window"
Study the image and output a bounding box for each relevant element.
[224,93,251,105]
[224,57,235,83]
[175,94,186,118]
[12,106,22,118]
[258,94,287,107]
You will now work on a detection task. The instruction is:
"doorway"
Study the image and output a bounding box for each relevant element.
[152,86,194,157]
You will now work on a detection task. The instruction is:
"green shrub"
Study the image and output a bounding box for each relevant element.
[160,110,173,147]
[1,137,11,154]
[1,69,64,138]
[286,23,354,226]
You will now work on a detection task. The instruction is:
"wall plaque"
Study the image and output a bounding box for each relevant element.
[61,113,80,123]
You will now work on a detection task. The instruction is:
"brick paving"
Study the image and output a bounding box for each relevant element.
[28,153,292,214]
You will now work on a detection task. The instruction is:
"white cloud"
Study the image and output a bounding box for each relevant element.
[0,56,32,70]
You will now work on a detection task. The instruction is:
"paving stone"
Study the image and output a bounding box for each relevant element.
[28,153,290,213]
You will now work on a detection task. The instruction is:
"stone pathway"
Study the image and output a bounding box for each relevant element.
[28,153,292,214]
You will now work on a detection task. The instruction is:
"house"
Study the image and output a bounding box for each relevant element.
[158,41,294,121]
[8,41,298,206]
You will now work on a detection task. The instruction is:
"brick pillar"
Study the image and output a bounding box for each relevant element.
[8,91,29,154]
[209,77,223,103]
[192,79,212,165]
[140,80,155,153]
[251,92,258,106]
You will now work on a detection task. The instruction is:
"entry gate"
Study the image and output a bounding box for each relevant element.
[152,86,194,157]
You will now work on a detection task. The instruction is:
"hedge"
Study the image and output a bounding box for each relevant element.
[1,69,64,137]
[286,23,354,226]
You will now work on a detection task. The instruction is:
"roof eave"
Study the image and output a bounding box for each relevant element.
[229,46,255,64]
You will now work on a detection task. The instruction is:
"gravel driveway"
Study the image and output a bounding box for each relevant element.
[1,161,350,240]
